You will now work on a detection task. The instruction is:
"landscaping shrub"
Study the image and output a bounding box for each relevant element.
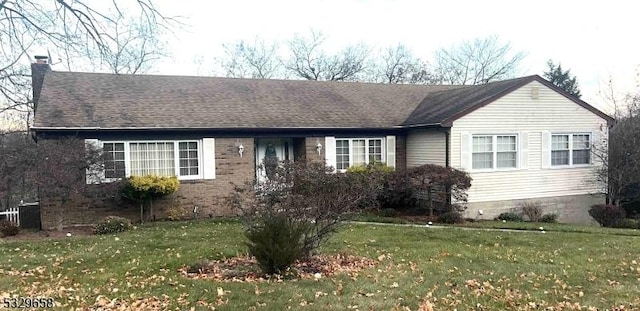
[611,218,639,229]
[0,220,19,237]
[404,164,472,217]
[378,208,399,217]
[540,213,559,223]
[245,214,307,275]
[588,204,626,227]
[93,216,133,235]
[495,212,524,222]
[166,202,190,221]
[519,201,543,222]
[122,175,179,222]
[621,200,640,219]
[377,172,417,211]
[231,161,383,272]
[438,211,464,224]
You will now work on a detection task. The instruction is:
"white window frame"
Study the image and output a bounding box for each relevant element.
[471,134,518,171]
[103,140,203,180]
[550,133,592,167]
[334,137,386,172]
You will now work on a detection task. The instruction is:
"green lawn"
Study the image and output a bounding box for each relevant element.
[1,219,640,310]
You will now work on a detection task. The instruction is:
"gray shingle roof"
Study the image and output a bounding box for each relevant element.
[33,72,459,129]
[32,72,613,130]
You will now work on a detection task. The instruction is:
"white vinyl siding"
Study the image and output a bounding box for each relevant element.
[449,80,609,203]
[406,129,446,167]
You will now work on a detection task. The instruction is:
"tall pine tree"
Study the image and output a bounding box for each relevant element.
[543,60,582,98]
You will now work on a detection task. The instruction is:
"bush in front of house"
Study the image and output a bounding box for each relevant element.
[438,210,464,224]
[519,201,543,222]
[0,220,20,237]
[93,216,133,235]
[611,218,639,229]
[540,213,559,223]
[122,175,179,222]
[495,212,525,222]
[245,214,308,275]
[231,161,382,274]
[588,204,626,227]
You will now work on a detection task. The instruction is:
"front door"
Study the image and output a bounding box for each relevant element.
[256,138,293,181]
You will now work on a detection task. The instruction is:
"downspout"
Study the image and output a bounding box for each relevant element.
[438,127,452,206]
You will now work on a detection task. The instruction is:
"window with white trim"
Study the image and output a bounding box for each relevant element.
[472,134,517,170]
[335,138,385,170]
[551,133,590,166]
[103,140,202,179]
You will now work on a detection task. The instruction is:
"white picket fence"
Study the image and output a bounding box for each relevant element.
[0,207,19,226]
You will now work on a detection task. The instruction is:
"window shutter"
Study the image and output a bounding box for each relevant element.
[324,136,336,172]
[519,132,529,170]
[202,138,216,179]
[85,139,104,184]
[385,135,396,168]
[460,132,471,170]
[542,131,551,169]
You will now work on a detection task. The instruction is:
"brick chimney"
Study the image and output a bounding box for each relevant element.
[31,55,51,111]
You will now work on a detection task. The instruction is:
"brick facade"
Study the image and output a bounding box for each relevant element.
[40,137,256,229]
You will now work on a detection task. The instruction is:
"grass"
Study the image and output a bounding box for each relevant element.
[1,219,640,310]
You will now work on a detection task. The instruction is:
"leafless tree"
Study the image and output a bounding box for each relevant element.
[217,38,282,79]
[372,44,437,84]
[433,36,526,85]
[0,0,172,127]
[592,93,640,206]
[284,30,369,81]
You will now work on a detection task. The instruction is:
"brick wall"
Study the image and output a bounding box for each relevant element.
[305,136,326,163]
[40,137,256,229]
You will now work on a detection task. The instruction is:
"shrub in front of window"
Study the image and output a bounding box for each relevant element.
[588,204,626,227]
[122,175,179,223]
[405,164,472,218]
[93,216,133,235]
[0,220,20,237]
[540,213,559,223]
[518,201,544,222]
[495,212,524,222]
[230,161,382,274]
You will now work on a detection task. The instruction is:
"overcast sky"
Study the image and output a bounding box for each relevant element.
[154,0,638,113]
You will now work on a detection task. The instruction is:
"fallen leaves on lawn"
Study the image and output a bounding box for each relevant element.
[181,253,378,282]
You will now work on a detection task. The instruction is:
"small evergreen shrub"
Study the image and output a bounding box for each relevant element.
[0,220,20,237]
[519,201,543,222]
[438,211,464,224]
[245,215,307,275]
[93,216,133,235]
[540,213,559,223]
[495,212,524,222]
[588,204,626,227]
[611,218,639,229]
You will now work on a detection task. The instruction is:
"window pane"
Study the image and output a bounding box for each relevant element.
[352,139,366,166]
[103,142,125,178]
[473,136,492,152]
[336,140,350,170]
[552,135,569,150]
[551,150,569,165]
[573,134,590,149]
[368,139,383,163]
[130,142,176,176]
[472,152,493,169]
[497,151,516,168]
[178,141,199,176]
[573,150,590,165]
[497,136,516,152]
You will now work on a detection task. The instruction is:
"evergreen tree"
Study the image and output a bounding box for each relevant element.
[543,60,582,98]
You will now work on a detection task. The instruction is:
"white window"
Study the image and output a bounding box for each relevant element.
[335,138,385,170]
[551,133,590,166]
[103,140,203,179]
[472,134,517,170]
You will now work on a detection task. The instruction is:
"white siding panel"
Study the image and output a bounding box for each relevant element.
[406,129,446,167]
[450,80,610,203]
